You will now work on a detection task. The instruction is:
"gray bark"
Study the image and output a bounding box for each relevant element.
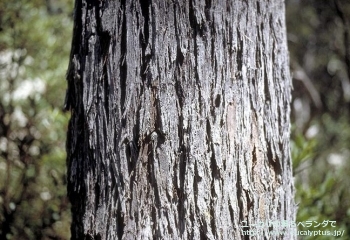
[65,0,295,239]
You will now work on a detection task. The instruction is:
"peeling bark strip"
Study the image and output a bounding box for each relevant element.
[66,0,295,239]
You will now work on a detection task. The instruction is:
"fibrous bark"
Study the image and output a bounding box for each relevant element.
[66,0,295,239]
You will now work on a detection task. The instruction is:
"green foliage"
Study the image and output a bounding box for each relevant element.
[1,0,349,239]
[0,0,72,238]
[287,0,350,239]
[292,131,350,240]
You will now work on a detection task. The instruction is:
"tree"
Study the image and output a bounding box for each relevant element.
[65,0,295,239]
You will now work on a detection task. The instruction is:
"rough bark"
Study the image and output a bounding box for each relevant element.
[65,0,295,239]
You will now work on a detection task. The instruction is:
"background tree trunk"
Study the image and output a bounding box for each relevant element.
[66,0,295,239]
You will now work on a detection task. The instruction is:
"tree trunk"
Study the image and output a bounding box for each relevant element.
[65,0,295,239]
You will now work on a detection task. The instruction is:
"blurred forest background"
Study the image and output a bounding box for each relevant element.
[0,0,349,239]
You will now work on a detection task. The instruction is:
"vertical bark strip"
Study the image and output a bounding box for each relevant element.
[66,0,295,239]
